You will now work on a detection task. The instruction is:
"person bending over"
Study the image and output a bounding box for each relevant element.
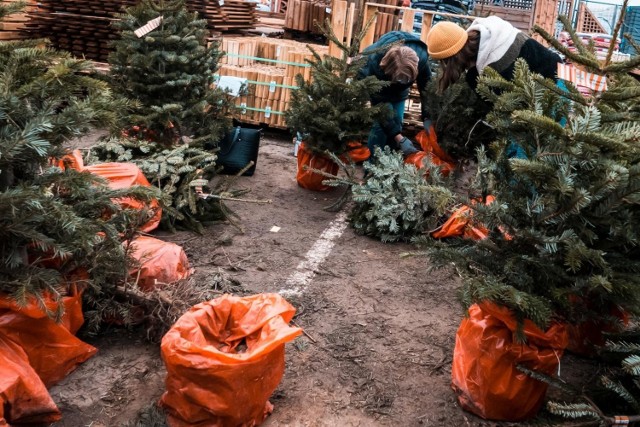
[358,31,432,157]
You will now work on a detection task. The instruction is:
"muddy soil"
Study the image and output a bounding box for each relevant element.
[49,131,596,427]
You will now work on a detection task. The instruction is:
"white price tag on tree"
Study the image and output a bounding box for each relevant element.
[134,16,163,38]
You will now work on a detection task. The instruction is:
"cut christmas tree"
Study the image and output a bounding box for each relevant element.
[286,20,389,156]
[286,19,389,191]
[92,0,236,232]
[419,6,640,421]
[0,1,154,315]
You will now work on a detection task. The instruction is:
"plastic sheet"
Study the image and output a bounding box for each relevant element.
[0,288,97,387]
[160,294,303,427]
[404,127,455,176]
[342,141,370,163]
[128,236,191,291]
[0,335,61,425]
[52,149,85,171]
[452,302,568,421]
[84,162,162,232]
[431,196,495,239]
[296,142,339,191]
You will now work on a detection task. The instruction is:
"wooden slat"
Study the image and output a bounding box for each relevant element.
[400,8,415,33]
[361,5,377,51]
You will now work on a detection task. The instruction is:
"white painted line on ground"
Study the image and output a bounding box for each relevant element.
[279,211,349,297]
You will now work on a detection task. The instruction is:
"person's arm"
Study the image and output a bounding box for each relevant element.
[466,66,480,90]
[517,38,563,81]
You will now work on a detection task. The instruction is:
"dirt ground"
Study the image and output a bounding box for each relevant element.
[49,131,596,427]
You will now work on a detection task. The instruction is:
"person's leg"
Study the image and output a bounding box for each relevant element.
[367,100,408,156]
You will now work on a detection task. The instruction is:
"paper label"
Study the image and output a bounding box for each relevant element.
[269,81,276,93]
[240,102,247,114]
[134,16,163,38]
[265,106,271,118]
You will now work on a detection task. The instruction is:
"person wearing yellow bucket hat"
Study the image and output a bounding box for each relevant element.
[358,31,432,158]
[426,16,562,93]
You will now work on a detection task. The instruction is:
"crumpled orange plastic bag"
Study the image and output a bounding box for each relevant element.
[128,236,191,292]
[404,127,455,176]
[566,296,629,356]
[341,141,370,163]
[431,196,496,239]
[84,162,162,233]
[296,142,339,191]
[0,335,61,425]
[0,286,97,387]
[51,149,85,171]
[452,302,568,421]
[160,294,303,427]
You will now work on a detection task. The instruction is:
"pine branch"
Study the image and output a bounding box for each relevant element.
[603,0,629,68]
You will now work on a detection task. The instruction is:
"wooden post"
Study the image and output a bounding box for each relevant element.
[329,0,348,57]
[400,9,415,32]
[420,12,433,44]
[345,2,356,46]
[361,4,378,51]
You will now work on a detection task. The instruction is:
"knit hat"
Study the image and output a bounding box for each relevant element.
[426,21,468,59]
[380,46,419,84]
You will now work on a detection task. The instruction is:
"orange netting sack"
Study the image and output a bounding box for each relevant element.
[84,162,162,233]
[160,294,303,427]
[296,142,339,191]
[452,302,568,421]
[0,335,61,425]
[0,287,97,387]
[128,236,192,292]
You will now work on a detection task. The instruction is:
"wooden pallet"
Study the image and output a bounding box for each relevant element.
[219,36,328,129]
[22,0,257,62]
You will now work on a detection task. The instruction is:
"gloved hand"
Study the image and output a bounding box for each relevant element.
[398,136,419,156]
[423,119,432,135]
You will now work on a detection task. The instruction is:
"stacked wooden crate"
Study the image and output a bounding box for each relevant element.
[284,0,330,33]
[21,0,257,62]
[0,0,34,40]
[219,36,327,128]
[372,0,399,40]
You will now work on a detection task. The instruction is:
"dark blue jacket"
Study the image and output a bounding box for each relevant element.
[358,31,431,137]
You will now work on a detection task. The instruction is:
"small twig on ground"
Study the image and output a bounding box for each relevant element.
[430,354,449,375]
[291,320,317,343]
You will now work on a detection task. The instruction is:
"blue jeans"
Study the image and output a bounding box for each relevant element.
[367,100,406,158]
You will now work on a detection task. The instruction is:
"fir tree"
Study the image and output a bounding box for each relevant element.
[109,0,231,146]
[422,10,640,330]
[95,0,236,232]
[285,20,390,155]
[350,147,455,242]
[0,2,154,315]
[423,76,494,159]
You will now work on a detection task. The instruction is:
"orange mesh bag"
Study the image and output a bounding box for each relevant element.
[128,236,191,292]
[160,294,303,427]
[296,142,339,191]
[84,162,162,233]
[0,288,97,387]
[452,302,568,421]
[341,141,370,163]
[0,335,61,424]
